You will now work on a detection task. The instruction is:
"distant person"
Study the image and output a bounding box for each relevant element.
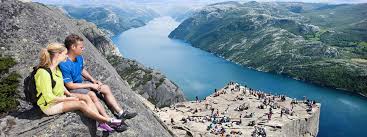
[59,34,137,120]
[34,43,123,132]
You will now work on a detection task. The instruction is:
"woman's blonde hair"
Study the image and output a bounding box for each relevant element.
[37,43,66,69]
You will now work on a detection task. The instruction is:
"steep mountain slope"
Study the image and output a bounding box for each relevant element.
[61,4,159,36]
[0,0,173,136]
[169,1,367,96]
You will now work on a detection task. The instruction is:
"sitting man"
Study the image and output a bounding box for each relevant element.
[59,34,137,120]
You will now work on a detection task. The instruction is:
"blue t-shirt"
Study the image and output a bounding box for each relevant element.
[59,56,84,83]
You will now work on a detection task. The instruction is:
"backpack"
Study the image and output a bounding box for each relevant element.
[23,67,56,107]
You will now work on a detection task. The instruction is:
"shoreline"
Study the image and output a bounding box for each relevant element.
[168,39,367,99]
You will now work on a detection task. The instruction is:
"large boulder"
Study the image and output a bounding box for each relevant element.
[0,0,172,136]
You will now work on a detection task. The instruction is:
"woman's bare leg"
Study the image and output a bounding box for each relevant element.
[62,100,109,123]
[72,93,101,116]
[99,85,123,113]
[87,91,110,118]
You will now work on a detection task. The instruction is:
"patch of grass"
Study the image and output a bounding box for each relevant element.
[0,57,20,113]
[357,41,367,47]
[147,97,158,106]
[155,77,166,89]
[285,62,367,95]
[0,57,16,74]
[305,29,327,41]
[107,55,153,91]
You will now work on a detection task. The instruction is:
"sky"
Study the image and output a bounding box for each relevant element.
[32,0,367,5]
[31,0,367,16]
[258,0,367,3]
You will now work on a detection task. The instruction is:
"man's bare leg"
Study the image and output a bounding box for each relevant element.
[87,91,110,118]
[99,85,123,113]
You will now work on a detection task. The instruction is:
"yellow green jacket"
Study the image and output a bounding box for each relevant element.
[34,67,65,112]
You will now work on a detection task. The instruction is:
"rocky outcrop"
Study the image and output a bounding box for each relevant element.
[107,56,186,108]
[282,107,320,137]
[74,19,186,108]
[75,19,122,57]
[0,0,172,136]
[153,82,320,137]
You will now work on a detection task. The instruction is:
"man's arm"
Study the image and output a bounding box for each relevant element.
[82,68,103,85]
[64,81,98,90]
[82,68,96,83]
[64,69,101,90]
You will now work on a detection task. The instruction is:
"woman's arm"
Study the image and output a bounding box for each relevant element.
[51,96,79,103]
[36,69,79,104]
[64,87,74,97]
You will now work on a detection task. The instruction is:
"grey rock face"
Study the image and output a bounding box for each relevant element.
[282,106,320,137]
[108,57,186,108]
[0,0,172,136]
[155,83,320,137]
[75,19,123,57]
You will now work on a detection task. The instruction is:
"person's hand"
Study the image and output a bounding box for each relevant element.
[90,83,101,91]
[96,80,103,86]
[91,79,97,84]
[65,97,79,101]
[91,79,102,85]
[68,93,76,97]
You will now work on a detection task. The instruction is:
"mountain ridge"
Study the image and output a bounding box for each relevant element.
[169,1,367,97]
[0,0,179,136]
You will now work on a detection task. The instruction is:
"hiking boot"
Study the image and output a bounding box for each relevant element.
[97,123,114,132]
[108,118,123,126]
[113,124,128,132]
[117,110,137,119]
[107,118,128,132]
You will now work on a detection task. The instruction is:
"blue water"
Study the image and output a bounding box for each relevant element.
[112,16,367,137]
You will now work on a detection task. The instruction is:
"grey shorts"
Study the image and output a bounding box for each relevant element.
[68,80,93,94]
[69,88,91,94]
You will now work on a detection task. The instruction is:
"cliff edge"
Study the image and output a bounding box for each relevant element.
[0,0,174,136]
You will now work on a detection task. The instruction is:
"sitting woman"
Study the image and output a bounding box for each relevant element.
[34,43,124,132]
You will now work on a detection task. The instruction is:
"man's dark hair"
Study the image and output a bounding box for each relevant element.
[64,34,84,49]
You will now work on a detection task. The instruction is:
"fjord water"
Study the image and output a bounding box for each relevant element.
[113,17,367,137]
